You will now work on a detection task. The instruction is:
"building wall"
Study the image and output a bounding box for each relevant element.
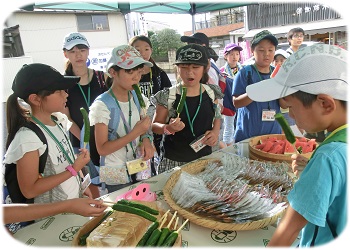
[5,11,128,73]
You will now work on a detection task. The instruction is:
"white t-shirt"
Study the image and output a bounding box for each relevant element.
[89,95,148,167]
[208,58,220,86]
[3,113,80,202]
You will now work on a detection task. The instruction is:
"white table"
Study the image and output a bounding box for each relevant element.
[8,142,299,247]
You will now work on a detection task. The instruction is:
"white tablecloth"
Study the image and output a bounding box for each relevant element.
[7,142,299,247]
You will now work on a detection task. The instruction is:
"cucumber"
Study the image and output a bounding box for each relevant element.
[117,199,159,215]
[111,203,157,222]
[176,87,187,116]
[132,84,146,109]
[274,113,296,144]
[161,230,178,247]
[136,221,159,247]
[156,227,171,246]
[145,228,162,246]
[80,107,90,148]
[79,210,113,246]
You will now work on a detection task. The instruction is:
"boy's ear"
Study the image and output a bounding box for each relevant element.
[317,94,336,115]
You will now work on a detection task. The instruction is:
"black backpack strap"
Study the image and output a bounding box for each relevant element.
[23,122,48,174]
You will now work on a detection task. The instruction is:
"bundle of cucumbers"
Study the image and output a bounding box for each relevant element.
[137,210,189,247]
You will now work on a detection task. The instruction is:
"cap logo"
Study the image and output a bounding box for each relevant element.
[66,35,88,43]
[115,46,142,66]
[282,44,345,73]
[178,48,203,62]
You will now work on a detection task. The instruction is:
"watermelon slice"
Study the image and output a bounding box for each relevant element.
[269,144,284,154]
[284,141,295,154]
[261,140,274,152]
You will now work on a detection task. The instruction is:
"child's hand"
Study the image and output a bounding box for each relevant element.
[133,116,151,135]
[291,154,309,176]
[68,198,107,217]
[73,148,90,172]
[139,139,155,161]
[202,130,219,147]
[167,118,185,133]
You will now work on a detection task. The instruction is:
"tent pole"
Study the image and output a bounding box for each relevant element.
[192,15,195,33]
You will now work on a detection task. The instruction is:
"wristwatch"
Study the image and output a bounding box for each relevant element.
[65,165,77,176]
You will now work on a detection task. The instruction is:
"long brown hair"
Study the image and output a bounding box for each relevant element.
[129,35,162,76]
[5,90,55,149]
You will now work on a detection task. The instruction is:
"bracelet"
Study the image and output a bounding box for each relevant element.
[164,125,174,135]
[65,165,77,176]
[140,134,153,142]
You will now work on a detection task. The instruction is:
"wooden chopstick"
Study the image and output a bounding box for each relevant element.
[102,201,115,207]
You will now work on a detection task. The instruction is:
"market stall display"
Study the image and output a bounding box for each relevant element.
[163,153,294,231]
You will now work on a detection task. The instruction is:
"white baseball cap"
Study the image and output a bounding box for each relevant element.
[274,49,290,59]
[247,44,347,101]
[106,45,153,73]
[63,32,90,50]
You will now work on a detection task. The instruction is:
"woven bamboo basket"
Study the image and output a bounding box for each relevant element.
[163,159,286,231]
[249,134,315,165]
[72,201,181,247]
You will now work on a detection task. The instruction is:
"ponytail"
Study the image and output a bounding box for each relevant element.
[6,94,30,149]
[64,60,74,76]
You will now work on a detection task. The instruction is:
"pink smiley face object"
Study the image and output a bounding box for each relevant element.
[115,183,157,202]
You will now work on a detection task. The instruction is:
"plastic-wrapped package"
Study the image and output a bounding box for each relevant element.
[170,152,293,223]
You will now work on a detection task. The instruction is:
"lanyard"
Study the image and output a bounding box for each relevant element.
[147,70,153,99]
[30,115,81,193]
[252,64,271,81]
[252,64,272,109]
[108,89,137,158]
[77,69,91,107]
[184,83,202,137]
[31,115,75,164]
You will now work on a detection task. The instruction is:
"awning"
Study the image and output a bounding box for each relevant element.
[243,19,347,39]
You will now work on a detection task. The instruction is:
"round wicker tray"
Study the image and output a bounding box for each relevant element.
[249,134,315,164]
[163,158,286,231]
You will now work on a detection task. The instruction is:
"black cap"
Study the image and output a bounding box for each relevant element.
[251,30,278,48]
[181,32,209,47]
[175,44,208,66]
[12,63,80,99]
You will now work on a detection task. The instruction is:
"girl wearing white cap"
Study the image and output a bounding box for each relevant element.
[89,45,155,193]
[62,32,109,198]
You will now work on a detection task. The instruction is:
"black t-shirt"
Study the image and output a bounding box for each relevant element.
[138,67,172,99]
[66,70,108,166]
[164,91,215,162]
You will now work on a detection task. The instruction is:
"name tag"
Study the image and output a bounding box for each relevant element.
[262,109,276,121]
[126,158,149,175]
[189,134,206,153]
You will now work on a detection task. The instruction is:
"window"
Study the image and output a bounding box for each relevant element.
[76,14,109,31]
[3,25,24,58]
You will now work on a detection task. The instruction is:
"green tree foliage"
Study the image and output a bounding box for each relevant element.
[150,28,185,58]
